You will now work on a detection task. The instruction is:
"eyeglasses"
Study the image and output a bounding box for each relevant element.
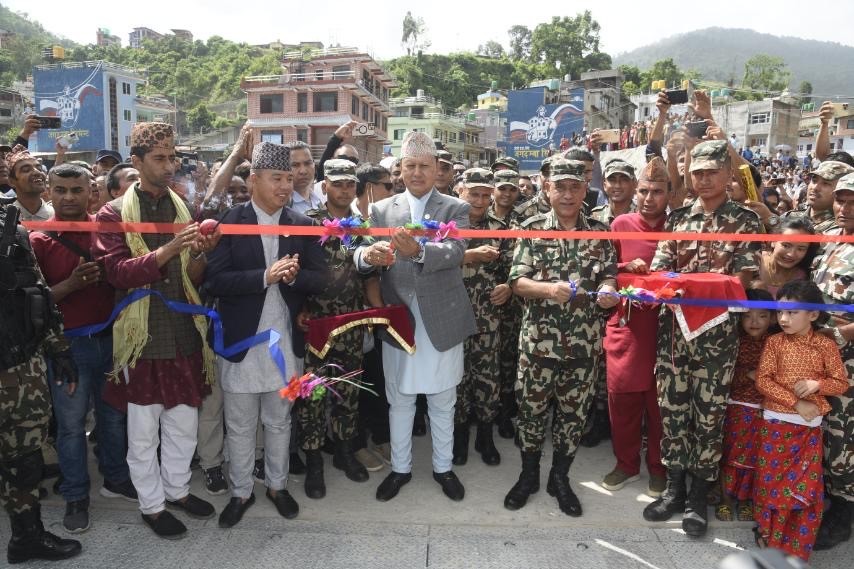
[370,181,394,191]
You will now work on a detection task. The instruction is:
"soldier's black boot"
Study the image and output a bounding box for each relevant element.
[682,473,710,537]
[303,450,326,499]
[474,422,501,466]
[546,453,582,517]
[452,424,469,466]
[332,439,369,482]
[7,506,82,564]
[643,468,687,522]
[504,451,541,510]
[814,495,853,550]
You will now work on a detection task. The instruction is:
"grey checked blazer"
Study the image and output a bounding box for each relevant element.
[356,190,477,351]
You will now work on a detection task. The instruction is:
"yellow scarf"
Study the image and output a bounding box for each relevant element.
[112,183,216,385]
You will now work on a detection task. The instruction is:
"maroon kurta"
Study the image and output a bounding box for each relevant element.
[604,213,664,393]
[92,196,209,410]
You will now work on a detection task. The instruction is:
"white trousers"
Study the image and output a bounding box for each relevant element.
[384,373,456,474]
[126,403,198,515]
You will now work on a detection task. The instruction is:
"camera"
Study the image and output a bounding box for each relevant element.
[353,123,376,137]
[176,150,199,175]
[685,120,709,138]
[664,89,688,105]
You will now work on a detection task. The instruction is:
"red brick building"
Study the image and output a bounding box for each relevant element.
[241,46,395,163]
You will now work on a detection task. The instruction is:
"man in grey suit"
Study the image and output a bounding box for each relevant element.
[355,131,476,502]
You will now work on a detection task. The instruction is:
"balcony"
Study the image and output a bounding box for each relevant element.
[242,71,389,110]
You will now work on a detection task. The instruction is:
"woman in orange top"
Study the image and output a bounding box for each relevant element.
[753,280,850,561]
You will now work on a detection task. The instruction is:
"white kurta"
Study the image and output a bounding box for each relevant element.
[218,201,303,394]
[382,188,464,395]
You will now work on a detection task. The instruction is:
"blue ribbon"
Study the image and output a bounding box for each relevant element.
[65,289,288,380]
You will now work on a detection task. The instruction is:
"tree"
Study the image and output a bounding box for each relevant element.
[401,11,430,56]
[618,65,642,85]
[508,25,532,61]
[640,58,683,91]
[527,12,610,80]
[742,54,791,98]
[798,80,813,107]
[186,103,214,133]
[476,41,505,59]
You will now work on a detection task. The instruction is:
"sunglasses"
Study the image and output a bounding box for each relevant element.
[370,181,394,191]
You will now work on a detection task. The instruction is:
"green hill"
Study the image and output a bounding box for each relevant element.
[614,27,854,97]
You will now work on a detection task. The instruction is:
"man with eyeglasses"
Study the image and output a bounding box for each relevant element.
[353,164,394,219]
[286,141,325,214]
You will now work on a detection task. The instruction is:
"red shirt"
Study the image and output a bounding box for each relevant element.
[612,212,665,268]
[29,214,115,330]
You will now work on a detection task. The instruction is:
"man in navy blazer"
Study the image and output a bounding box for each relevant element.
[203,141,327,529]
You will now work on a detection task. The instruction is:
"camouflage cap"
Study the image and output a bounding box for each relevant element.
[833,172,854,193]
[549,158,586,182]
[493,169,519,188]
[463,167,494,188]
[324,158,358,182]
[603,158,636,180]
[689,140,729,172]
[491,156,519,172]
[436,149,454,165]
[813,160,854,182]
[540,154,557,175]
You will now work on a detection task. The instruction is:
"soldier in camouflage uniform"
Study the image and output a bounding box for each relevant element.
[299,159,374,498]
[590,159,638,225]
[491,157,519,173]
[645,140,762,537]
[453,169,513,466]
[781,160,854,234]
[504,158,618,517]
[0,199,82,563]
[511,156,554,228]
[490,171,524,439]
[811,172,854,550]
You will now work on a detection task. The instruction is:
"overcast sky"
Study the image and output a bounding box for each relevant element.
[5,0,852,58]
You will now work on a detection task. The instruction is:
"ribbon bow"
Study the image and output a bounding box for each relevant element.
[320,216,373,247]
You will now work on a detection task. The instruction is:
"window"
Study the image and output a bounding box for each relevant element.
[313,92,338,112]
[296,129,308,143]
[449,132,457,143]
[260,94,283,114]
[261,130,283,144]
[332,65,350,77]
[351,95,359,115]
[297,93,308,113]
[361,102,368,120]
[123,109,132,121]
[315,70,324,81]
[847,119,854,130]
[382,117,387,133]
[393,129,406,141]
[0,108,11,117]
[121,82,131,95]
[125,136,130,146]
[749,136,767,148]
[749,112,770,125]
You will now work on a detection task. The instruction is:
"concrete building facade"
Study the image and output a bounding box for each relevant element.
[712,98,801,155]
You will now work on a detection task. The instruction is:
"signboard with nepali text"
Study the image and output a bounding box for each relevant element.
[33,63,106,152]
[501,86,585,172]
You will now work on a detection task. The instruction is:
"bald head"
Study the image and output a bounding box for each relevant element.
[334,144,359,163]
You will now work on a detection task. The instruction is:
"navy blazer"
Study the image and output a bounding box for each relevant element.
[203,202,328,362]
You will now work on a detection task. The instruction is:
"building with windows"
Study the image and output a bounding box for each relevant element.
[798,102,854,156]
[579,70,635,131]
[0,87,26,131]
[31,60,151,158]
[128,27,164,49]
[96,28,121,47]
[241,46,395,164]
[712,98,801,155]
[388,90,485,164]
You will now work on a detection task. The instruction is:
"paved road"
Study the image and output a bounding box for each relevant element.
[2,431,851,568]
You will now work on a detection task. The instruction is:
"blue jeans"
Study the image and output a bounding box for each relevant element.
[49,335,130,502]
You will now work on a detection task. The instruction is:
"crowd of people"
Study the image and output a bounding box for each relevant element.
[0,89,853,566]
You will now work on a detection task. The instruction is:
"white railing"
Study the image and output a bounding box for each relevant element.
[282,46,360,60]
[244,70,356,84]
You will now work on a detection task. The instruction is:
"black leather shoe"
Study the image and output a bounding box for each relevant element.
[332,440,369,482]
[218,494,255,528]
[474,422,501,466]
[452,426,469,466]
[7,531,82,564]
[266,489,299,519]
[376,472,412,502]
[433,471,465,501]
[497,415,515,439]
[165,494,215,520]
[141,511,187,540]
[304,450,326,499]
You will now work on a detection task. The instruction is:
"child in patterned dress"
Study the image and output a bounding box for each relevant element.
[716,289,775,523]
[753,280,849,560]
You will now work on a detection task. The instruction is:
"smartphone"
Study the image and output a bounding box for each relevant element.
[599,129,620,144]
[685,120,709,138]
[353,123,376,137]
[665,89,688,105]
[35,116,62,129]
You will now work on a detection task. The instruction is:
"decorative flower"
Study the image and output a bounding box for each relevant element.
[320,216,373,247]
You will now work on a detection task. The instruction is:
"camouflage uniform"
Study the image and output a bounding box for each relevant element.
[511,191,551,229]
[590,202,637,226]
[509,205,616,456]
[812,225,854,503]
[456,193,513,426]
[650,143,762,481]
[782,161,854,234]
[298,208,366,450]
[0,204,67,517]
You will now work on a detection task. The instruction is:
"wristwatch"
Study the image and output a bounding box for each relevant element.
[832,326,847,348]
[765,214,779,228]
[412,242,426,263]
